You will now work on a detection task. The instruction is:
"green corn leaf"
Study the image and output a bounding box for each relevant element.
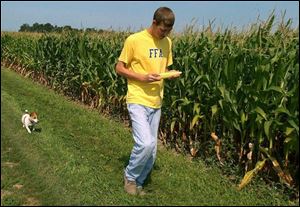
[211,104,218,117]
[255,107,267,120]
[285,127,295,136]
[265,86,284,94]
[171,120,176,133]
[190,115,204,130]
[264,120,272,139]
[288,120,299,134]
[241,111,247,127]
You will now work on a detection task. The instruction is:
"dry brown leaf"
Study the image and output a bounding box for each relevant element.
[211,132,218,142]
[190,147,198,157]
[182,132,187,142]
[270,157,293,187]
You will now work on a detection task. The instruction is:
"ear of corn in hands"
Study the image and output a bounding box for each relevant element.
[159,71,182,79]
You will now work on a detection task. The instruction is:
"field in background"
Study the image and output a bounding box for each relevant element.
[1,68,298,205]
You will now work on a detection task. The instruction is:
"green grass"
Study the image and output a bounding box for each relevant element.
[1,67,298,206]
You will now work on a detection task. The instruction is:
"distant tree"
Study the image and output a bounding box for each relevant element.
[18,23,107,34]
[32,23,40,32]
[53,25,62,33]
[44,23,54,32]
[62,25,72,32]
[86,28,97,33]
[19,23,31,32]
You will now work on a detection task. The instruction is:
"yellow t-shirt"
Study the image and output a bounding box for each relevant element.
[118,29,173,108]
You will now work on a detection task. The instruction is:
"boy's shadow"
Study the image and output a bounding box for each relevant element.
[118,154,161,188]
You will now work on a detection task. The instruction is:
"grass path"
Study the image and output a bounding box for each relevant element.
[1,68,296,205]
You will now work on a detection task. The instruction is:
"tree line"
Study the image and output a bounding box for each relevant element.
[19,22,106,33]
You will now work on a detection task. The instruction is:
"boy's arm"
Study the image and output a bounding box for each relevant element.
[115,61,161,82]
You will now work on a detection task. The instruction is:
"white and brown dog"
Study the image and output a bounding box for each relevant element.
[21,110,38,133]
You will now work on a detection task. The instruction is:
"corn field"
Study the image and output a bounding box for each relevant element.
[1,14,299,189]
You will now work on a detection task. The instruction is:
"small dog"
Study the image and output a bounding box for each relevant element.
[21,110,38,133]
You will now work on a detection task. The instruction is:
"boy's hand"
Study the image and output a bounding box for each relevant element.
[144,73,161,82]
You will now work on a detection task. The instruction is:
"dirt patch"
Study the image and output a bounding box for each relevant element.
[2,162,19,168]
[22,197,41,206]
[1,190,13,199]
[13,184,23,190]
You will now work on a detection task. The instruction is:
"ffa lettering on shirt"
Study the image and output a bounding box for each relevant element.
[149,48,163,58]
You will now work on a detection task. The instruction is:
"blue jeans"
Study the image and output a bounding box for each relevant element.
[125,103,161,187]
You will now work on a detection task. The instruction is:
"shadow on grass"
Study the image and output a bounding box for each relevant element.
[34,128,42,133]
[118,154,161,188]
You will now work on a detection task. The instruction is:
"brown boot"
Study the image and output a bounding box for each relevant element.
[124,176,137,195]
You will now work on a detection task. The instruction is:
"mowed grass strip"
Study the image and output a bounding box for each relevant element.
[1,68,295,206]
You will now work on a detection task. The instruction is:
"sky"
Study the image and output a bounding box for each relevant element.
[1,1,299,32]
